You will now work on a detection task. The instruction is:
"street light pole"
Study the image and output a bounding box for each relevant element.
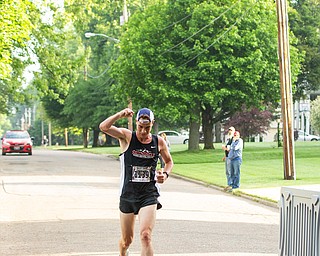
[85,32,120,43]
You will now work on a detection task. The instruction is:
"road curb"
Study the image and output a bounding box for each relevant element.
[170,173,279,209]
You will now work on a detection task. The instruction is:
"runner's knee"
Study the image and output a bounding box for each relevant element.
[140,228,152,245]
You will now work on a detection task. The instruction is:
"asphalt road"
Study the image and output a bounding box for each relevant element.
[0,149,279,256]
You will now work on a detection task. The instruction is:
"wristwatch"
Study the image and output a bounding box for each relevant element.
[163,171,169,178]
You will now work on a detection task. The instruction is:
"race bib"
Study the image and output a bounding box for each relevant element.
[132,166,152,182]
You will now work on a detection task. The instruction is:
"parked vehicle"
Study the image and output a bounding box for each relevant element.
[296,130,320,141]
[1,130,33,155]
[158,130,189,144]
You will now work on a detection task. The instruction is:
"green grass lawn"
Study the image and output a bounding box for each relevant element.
[53,141,320,190]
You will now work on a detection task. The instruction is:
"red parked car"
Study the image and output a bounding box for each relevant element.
[1,130,33,156]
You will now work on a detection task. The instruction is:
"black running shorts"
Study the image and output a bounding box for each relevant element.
[119,196,162,215]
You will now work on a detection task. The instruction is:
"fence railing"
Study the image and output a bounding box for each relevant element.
[279,187,320,256]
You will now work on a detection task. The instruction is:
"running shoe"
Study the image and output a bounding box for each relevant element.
[119,249,129,256]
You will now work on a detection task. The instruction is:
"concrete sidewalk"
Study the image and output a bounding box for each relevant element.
[239,184,320,207]
[173,174,320,209]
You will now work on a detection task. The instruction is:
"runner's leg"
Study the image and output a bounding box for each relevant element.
[119,212,135,256]
[138,204,157,256]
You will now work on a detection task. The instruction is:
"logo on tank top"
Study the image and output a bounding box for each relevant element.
[132,149,155,159]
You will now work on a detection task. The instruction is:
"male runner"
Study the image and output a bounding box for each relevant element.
[99,107,173,256]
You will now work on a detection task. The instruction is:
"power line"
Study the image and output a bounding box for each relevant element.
[160,0,242,56]
[178,2,256,68]
[86,53,119,79]
[87,66,110,79]
[160,13,192,31]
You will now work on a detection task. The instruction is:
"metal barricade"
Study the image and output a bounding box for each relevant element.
[279,187,320,256]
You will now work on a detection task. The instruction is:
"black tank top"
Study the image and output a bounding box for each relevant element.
[119,132,160,200]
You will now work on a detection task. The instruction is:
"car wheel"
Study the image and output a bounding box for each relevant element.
[183,139,189,144]
[311,139,317,141]
[28,151,32,156]
[2,151,5,155]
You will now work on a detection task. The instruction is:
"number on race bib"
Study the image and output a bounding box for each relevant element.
[132,166,152,182]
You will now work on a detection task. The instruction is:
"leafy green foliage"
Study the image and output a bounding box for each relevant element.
[1,0,307,149]
[63,78,117,129]
[0,0,32,80]
[289,0,320,98]
[0,114,12,136]
[31,27,85,104]
[111,0,301,149]
[311,96,320,134]
[0,0,35,114]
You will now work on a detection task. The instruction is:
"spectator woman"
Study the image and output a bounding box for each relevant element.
[227,131,243,192]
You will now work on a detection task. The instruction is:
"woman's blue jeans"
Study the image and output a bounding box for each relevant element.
[230,158,242,189]
[225,158,232,186]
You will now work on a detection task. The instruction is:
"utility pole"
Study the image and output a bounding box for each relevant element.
[276,0,296,180]
[84,45,87,81]
[123,0,128,23]
[121,0,133,131]
[48,122,52,146]
[41,120,44,146]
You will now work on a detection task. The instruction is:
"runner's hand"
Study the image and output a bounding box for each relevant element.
[156,169,166,184]
[120,108,134,118]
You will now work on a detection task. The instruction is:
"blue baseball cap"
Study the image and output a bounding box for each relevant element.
[136,108,155,124]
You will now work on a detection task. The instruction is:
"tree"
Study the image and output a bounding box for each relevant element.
[311,96,320,134]
[27,0,133,146]
[0,0,32,80]
[289,0,320,99]
[111,0,302,150]
[61,0,158,146]
[63,77,119,147]
[0,114,12,135]
[223,106,273,144]
[26,1,90,143]
[31,27,85,121]
[61,0,127,146]
[111,0,192,126]
[0,0,36,114]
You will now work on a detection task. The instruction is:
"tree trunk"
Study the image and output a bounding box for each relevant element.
[202,106,214,149]
[153,121,159,135]
[215,122,222,143]
[64,128,68,147]
[106,134,112,146]
[189,120,201,150]
[188,104,201,151]
[82,128,88,148]
[92,129,100,147]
